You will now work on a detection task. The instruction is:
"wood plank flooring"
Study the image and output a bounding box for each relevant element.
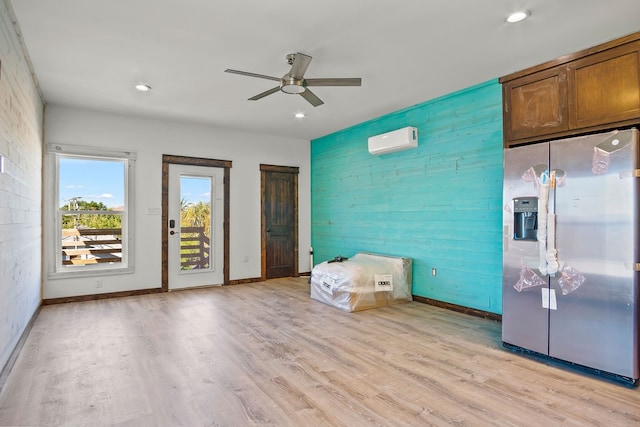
[0,277,638,426]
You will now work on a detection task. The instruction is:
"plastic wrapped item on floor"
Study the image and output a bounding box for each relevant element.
[310,252,412,312]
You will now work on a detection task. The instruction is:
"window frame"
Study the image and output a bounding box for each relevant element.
[46,144,136,279]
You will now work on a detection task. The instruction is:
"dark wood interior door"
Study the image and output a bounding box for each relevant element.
[261,165,298,279]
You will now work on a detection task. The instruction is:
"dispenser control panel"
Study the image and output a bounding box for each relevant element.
[513,197,538,213]
[513,197,538,241]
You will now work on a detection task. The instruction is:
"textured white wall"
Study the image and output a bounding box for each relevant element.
[0,1,44,372]
[43,105,310,298]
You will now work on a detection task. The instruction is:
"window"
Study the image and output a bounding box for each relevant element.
[46,144,135,277]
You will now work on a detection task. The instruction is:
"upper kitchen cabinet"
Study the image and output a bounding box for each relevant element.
[502,66,568,142]
[568,43,640,130]
[500,32,640,147]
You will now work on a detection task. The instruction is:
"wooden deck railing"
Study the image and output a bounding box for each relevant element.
[180,226,210,270]
[61,226,209,269]
[62,228,122,265]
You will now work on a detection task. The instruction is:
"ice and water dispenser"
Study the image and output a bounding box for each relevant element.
[513,197,538,241]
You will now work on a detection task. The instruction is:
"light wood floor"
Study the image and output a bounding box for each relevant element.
[0,277,638,426]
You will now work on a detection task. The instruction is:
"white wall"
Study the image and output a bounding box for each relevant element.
[0,0,44,372]
[43,105,311,299]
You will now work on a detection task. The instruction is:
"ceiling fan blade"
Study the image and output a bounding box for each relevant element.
[289,53,312,79]
[249,86,281,101]
[305,78,362,87]
[225,69,281,82]
[300,89,324,107]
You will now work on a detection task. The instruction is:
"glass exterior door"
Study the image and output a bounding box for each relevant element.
[168,164,224,289]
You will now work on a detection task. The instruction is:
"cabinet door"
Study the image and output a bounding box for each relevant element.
[503,66,568,143]
[568,42,640,129]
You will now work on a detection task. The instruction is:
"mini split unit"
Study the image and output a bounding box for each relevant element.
[368,127,418,155]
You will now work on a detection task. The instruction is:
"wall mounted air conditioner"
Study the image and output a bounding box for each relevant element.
[368,126,418,155]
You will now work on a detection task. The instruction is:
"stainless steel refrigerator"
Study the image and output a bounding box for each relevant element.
[502,128,639,384]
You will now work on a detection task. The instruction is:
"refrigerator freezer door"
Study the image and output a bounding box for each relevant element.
[503,143,550,355]
[549,129,638,380]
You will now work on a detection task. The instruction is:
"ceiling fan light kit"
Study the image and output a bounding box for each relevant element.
[281,77,306,94]
[225,52,361,107]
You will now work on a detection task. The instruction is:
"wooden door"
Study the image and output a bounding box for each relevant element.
[261,164,298,279]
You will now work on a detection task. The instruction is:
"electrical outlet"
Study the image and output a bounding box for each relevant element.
[432,268,437,277]
[95,278,103,288]
[243,255,249,262]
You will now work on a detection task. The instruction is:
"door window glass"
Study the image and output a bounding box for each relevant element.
[179,176,212,271]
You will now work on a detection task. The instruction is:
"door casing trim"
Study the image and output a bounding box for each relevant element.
[162,155,232,291]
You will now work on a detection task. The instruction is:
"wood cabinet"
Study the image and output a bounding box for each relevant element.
[501,32,640,146]
[503,66,568,141]
[568,42,640,130]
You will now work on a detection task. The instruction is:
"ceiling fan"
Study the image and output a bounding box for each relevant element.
[224,52,361,107]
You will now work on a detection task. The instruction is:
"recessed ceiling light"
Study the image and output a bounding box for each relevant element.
[506,10,531,23]
[295,112,305,118]
[135,84,151,92]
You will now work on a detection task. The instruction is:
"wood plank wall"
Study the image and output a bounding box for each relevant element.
[311,80,503,314]
[0,0,44,373]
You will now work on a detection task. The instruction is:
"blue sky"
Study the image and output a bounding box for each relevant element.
[59,158,124,208]
[180,176,211,205]
[59,158,211,209]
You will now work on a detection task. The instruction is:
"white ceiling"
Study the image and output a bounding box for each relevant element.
[9,0,640,141]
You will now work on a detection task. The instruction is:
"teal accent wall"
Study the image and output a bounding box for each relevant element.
[311,79,504,314]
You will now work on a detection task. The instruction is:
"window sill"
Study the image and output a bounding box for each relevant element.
[48,266,135,280]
